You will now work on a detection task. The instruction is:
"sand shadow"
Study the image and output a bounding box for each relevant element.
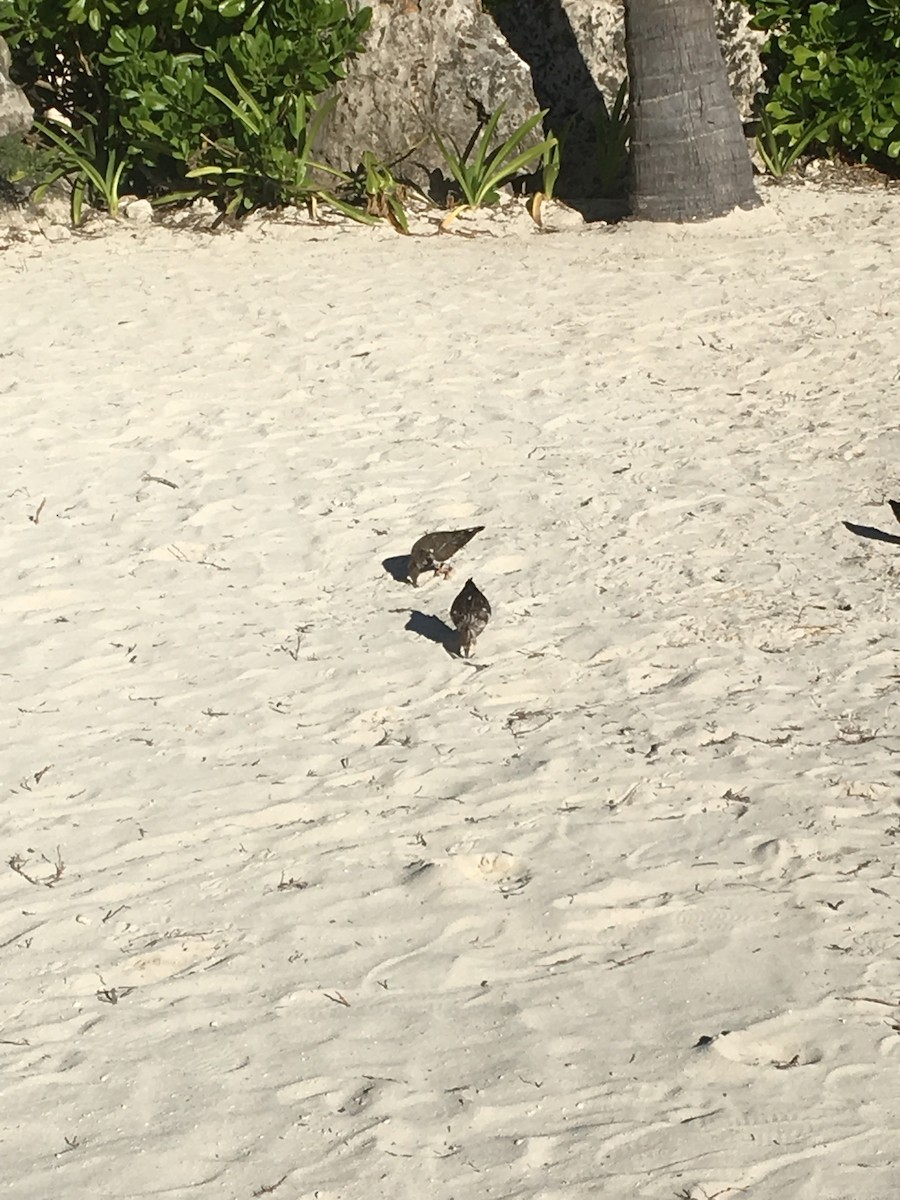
[405,610,458,657]
[383,555,410,583]
[843,521,900,547]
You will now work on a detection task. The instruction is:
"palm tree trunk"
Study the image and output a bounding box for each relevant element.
[624,0,759,221]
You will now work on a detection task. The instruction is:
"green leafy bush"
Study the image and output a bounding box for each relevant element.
[750,0,900,164]
[183,65,367,219]
[0,0,371,211]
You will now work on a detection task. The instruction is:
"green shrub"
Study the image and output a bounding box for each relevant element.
[435,103,555,223]
[35,113,128,223]
[182,66,367,220]
[750,0,900,165]
[0,0,371,209]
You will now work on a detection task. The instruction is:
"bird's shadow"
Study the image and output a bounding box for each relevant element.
[405,610,459,657]
[383,555,410,583]
[843,520,900,546]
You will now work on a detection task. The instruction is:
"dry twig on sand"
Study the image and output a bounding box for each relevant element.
[8,846,65,887]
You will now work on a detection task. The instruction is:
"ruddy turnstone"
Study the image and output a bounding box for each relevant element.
[406,526,484,587]
[450,578,491,658]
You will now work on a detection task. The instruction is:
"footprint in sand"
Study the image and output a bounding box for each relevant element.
[114,937,225,986]
[452,851,532,896]
[335,1078,382,1115]
[709,1022,824,1069]
[747,836,815,881]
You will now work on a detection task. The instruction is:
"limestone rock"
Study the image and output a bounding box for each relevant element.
[123,198,154,224]
[537,198,587,233]
[715,1,766,120]
[320,0,763,201]
[0,35,33,139]
[318,0,541,196]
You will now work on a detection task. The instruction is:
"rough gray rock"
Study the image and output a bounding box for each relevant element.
[318,0,541,197]
[317,0,763,201]
[715,0,766,118]
[0,36,33,139]
[123,198,155,224]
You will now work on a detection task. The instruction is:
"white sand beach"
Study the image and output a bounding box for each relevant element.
[3,183,900,1199]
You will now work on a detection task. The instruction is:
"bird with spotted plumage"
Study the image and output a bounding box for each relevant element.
[406,526,484,587]
[450,578,491,658]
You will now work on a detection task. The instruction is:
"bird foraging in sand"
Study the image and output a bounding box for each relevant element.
[888,499,900,526]
[450,578,491,658]
[406,526,484,587]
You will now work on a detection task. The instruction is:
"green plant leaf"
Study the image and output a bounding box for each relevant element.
[72,175,86,225]
[433,131,477,206]
[471,103,506,179]
[475,138,556,205]
[435,107,551,209]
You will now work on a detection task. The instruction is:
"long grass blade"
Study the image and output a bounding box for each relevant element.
[223,63,265,124]
[387,195,409,234]
[31,168,69,204]
[476,137,556,205]
[472,102,506,176]
[434,131,476,206]
[611,78,629,122]
[489,109,547,166]
[318,190,381,223]
[204,84,262,135]
[71,176,85,226]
